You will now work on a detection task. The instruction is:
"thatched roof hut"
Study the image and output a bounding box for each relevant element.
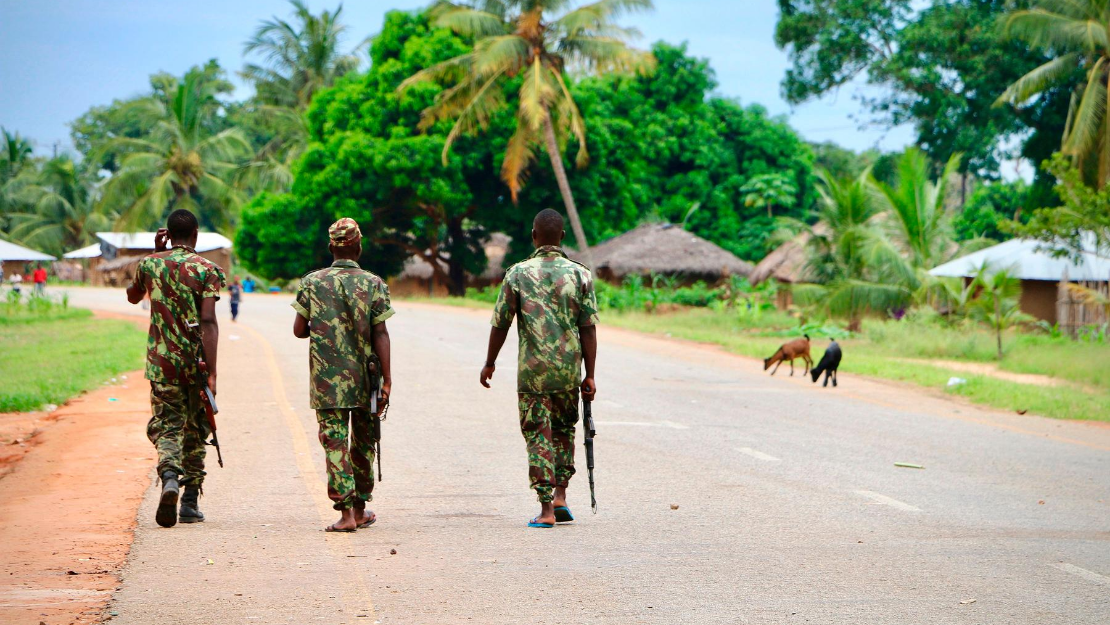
[581,223,752,282]
[749,232,811,285]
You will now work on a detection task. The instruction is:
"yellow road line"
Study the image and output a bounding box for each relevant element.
[238,324,379,620]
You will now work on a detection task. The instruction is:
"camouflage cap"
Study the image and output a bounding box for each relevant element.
[329,218,362,246]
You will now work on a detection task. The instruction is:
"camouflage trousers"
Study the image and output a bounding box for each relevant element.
[518,391,579,503]
[315,408,376,511]
[148,382,208,488]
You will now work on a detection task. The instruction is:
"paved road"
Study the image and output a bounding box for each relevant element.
[64,287,1110,624]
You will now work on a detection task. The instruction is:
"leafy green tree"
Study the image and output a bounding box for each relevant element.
[968,262,1033,358]
[996,0,1110,186]
[96,67,252,231]
[563,43,817,261]
[953,181,1028,242]
[6,156,112,256]
[238,10,497,288]
[1011,153,1110,256]
[400,0,657,267]
[776,1,1061,181]
[741,173,798,219]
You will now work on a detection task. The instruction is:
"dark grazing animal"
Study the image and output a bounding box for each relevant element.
[810,340,842,387]
[763,335,812,376]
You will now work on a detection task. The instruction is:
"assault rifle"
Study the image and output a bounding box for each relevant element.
[583,398,597,513]
[198,359,223,468]
[366,355,386,481]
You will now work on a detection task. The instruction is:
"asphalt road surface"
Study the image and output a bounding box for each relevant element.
[63,286,1110,624]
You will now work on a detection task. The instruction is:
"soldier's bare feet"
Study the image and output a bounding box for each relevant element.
[531,501,556,526]
[552,486,568,509]
[354,505,376,528]
[325,508,358,532]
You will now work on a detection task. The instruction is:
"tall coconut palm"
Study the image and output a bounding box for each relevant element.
[400,0,656,268]
[241,0,366,110]
[995,0,1110,185]
[97,72,251,231]
[8,156,113,256]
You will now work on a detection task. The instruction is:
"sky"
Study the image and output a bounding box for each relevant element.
[0,0,915,157]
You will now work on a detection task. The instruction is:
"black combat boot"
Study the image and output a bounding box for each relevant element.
[179,485,205,523]
[156,470,180,528]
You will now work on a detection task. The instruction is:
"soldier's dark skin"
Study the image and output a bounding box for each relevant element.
[480,223,597,527]
[293,240,391,532]
[127,227,219,395]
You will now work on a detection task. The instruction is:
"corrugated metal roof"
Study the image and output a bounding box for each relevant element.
[929,238,1110,282]
[63,243,103,259]
[0,238,56,261]
[95,232,233,253]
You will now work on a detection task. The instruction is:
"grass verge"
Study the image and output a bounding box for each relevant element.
[0,308,146,412]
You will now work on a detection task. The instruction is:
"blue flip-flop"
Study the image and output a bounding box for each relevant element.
[554,506,575,523]
[527,517,554,528]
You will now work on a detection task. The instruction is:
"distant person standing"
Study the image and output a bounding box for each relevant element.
[9,271,22,295]
[32,264,47,296]
[292,218,394,532]
[480,208,599,528]
[126,209,225,528]
[228,277,242,322]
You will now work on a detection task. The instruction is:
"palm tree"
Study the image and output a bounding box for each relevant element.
[1,128,36,226]
[792,169,911,331]
[241,0,366,110]
[873,148,962,270]
[995,0,1109,185]
[968,262,1033,359]
[7,156,113,256]
[741,173,797,219]
[400,0,656,268]
[97,71,251,231]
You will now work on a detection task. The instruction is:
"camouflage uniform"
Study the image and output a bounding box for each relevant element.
[137,245,225,488]
[491,245,599,503]
[292,218,395,511]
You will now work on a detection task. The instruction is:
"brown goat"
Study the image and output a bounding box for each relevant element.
[763,335,813,376]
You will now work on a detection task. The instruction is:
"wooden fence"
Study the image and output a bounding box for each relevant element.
[1057,268,1109,337]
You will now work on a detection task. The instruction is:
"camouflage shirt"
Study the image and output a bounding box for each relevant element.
[491,246,599,394]
[292,259,395,409]
[137,246,226,385]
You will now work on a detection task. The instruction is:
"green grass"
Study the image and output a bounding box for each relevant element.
[405,295,1110,422]
[0,309,147,412]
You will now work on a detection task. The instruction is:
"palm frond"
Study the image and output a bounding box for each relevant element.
[994,53,1080,106]
[1063,57,1107,156]
[501,123,540,202]
[518,57,559,131]
[433,6,508,37]
[1004,9,1108,52]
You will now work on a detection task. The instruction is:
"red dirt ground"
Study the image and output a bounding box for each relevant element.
[0,372,152,625]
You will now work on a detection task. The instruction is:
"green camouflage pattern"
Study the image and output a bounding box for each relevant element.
[136,246,226,384]
[329,217,362,245]
[316,408,376,510]
[292,259,394,409]
[491,246,599,393]
[518,390,579,503]
[148,381,209,487]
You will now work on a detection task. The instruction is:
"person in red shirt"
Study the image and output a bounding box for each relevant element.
[32,265,47,296]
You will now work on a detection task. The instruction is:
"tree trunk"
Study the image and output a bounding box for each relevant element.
[445,216,469,297]
[995,299,1003,360]
[542,115,593,270]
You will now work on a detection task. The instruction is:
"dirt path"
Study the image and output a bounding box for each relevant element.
[0,373,151,625]
[897,358,1093,391]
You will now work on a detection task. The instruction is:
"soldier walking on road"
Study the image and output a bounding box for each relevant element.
[481,209,599,528]
[292,218,394,533]
[126,209,225,528]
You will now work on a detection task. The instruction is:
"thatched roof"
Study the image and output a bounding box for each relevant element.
[580,223,753,279]
[397,232,512,281]
[749,223,829,285]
